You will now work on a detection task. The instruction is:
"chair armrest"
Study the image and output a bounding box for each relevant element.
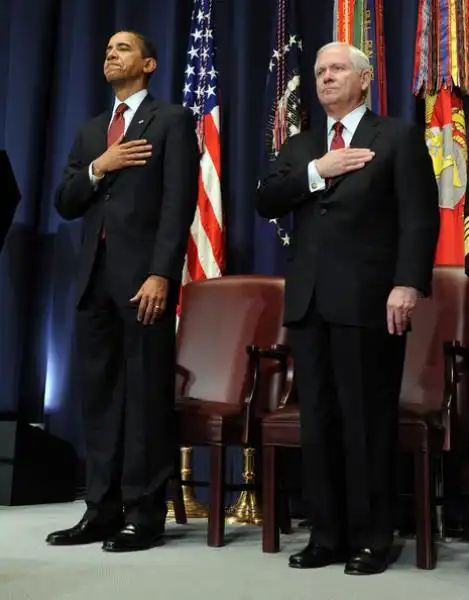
[246,344,295,408]
[442,340,467,450]
[443,341,467,411]
[175,364,191,396]
[241,344,295,444]
[248,343,290,361]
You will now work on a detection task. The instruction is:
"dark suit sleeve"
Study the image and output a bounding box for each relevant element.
[149,109,199,281]
[256,136,312,218]
[54,127,97,220]
[393,124,440,295]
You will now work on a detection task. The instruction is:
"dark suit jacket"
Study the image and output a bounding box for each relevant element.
[0,150,21,252]
[55,95,199,307]
[256,110,440,328]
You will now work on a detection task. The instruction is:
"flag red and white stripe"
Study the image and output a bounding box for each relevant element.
[181,0,224,298]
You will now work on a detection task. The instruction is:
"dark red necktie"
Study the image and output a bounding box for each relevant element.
[327,121,345,188]
[107,102,128,147]
[330,121,345,150]
[100,103,128,239]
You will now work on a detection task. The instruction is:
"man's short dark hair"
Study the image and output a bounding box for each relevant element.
[128,31,158,62]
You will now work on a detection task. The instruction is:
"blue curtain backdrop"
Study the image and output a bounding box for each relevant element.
[0,0,419,462]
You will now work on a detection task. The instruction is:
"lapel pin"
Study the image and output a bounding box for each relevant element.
[138,120,144,124]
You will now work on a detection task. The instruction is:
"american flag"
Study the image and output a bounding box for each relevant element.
[181,0,224,289]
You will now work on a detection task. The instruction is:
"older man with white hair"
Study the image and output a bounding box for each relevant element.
[257,42,439,575]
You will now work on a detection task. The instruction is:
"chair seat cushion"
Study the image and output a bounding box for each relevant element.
[262,405,299,423]
[176,396,241,417]
[261,402,443,425]
[261,403,445,450]
[262,405,300,446]
[399,404,442,423]
[176,397,243,445]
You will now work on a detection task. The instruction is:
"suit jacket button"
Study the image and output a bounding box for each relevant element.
[104,193,110,201]
[320,207,327,215]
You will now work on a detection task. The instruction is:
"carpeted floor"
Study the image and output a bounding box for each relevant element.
[1,501,468,600]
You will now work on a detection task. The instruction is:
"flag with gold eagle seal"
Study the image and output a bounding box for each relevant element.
[413,0,469,270]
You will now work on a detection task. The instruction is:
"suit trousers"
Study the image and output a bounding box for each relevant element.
[76,241,176,528]
[288,302,406,551]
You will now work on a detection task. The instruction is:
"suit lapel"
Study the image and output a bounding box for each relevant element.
[122,94,160,143]
[104,95,160,187]
[349,109,380,149]
[327,110,381,192]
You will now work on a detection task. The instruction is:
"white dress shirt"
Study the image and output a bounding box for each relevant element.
[307,103,368,192]
[89,89,149,185]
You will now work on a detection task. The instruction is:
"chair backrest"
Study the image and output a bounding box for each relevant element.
[176,275,287,412]
[400,267,469,424]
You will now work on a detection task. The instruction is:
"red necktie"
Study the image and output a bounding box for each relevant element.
[107,103,128,147]
[327,121,345,188]
[100,103,128,239]
[330,121,345,150]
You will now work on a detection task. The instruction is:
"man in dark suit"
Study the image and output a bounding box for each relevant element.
[256,42,439,575]
[46,31,199,552]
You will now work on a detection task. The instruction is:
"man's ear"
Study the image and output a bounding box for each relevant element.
[361,68,371,91]
[143,58,157,76]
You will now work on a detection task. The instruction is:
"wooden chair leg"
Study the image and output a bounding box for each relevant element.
[434,454,445,540]
[414,445,436,569]
[276,448,292,534]
[262,444,279,552]
[208,443,225,547]
[169,478,187,525]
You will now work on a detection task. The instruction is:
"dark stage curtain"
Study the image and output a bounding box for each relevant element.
[0,0,419,470]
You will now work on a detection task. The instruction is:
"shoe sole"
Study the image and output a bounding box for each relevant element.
[289,559,347,569]
[102,537,165,553]
[344,566,387,575]
[46,538,106,546]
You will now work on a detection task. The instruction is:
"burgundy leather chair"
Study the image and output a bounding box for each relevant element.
[261,267,469,570]
[397,267,469,567]
[174,275,287,546]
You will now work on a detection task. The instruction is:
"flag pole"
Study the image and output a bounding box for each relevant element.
[167,447,208,521]
[226,0,306,526]
[169,0,224,521]
[225,448,262,525]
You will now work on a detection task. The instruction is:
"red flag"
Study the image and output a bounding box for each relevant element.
[425,88,467,265]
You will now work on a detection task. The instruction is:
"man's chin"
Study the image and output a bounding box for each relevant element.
[320,97,340,107]
[105,74,125,85]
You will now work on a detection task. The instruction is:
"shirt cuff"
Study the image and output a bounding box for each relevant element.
[89,162,104,188]
[307,160,326,192]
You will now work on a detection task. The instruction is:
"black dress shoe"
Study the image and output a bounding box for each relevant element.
[102,524,164,553]
[46,517,123,546]
[344,548,390,575]
[289,542,348,569]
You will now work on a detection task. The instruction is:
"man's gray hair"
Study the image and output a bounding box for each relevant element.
[314,42,370,76]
